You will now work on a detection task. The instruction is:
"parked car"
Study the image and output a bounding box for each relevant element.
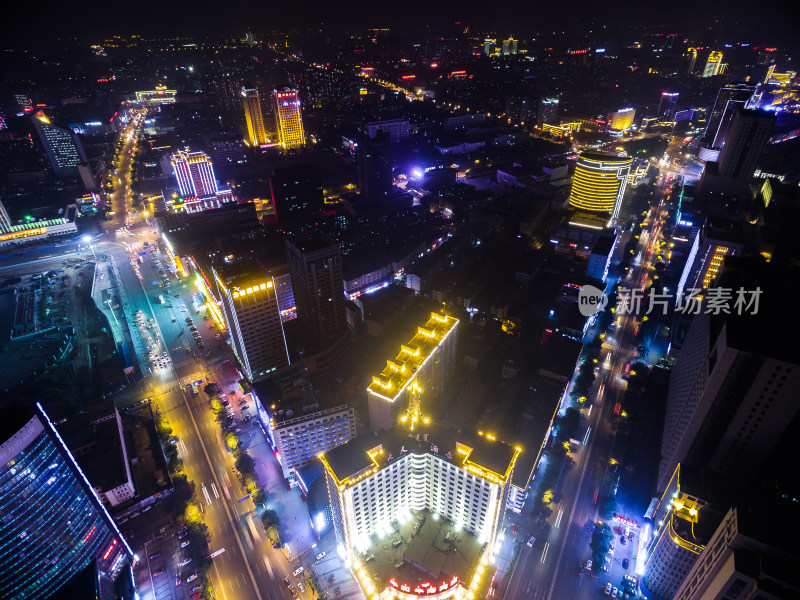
[293,567,304,577]
[316,552,326,560]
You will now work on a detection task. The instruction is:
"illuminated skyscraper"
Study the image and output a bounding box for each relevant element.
[606,107,636,132]
[658,92,679,120]
[213,260,290,381]
[484,38,496,56]
[272,87,305,149]
[367,312,459,433]
[502,37,518,55]
[0,403,134,600]
[241,87,268,146]
[170,149,219,199]
[33,112,86,177]
[322,365,517,600]
[702,83,756,148]
[686,47,698,74]
[703,51,725,77]
[537,97,559,127]
[568,152,633,220]
[644,466,714,599]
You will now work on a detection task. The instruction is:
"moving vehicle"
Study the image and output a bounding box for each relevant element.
[293,567,304,577]
[527,536,536,547]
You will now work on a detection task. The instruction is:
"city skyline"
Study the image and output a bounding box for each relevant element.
[1,12,798,600]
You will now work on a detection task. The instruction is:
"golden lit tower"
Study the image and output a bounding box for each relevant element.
[241,87,267,146]
[568,152,633,221]
[703,51,725,77]
[272,87,305,149]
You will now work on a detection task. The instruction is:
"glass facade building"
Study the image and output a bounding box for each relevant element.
[0,404,133,600]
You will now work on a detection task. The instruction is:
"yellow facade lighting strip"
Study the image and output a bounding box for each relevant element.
[367,313,458,401]
[231,281,273,299]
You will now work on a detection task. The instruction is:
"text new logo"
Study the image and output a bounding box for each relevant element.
[578,285,608,317]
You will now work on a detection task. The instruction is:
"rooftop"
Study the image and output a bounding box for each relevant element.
[321,422,520,489]
[213,259,274,296]
[367,312,459,402]
[360,509,485,592]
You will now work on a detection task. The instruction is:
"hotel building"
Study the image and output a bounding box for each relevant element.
[367,312,459,433]
[320,424,520,600]
[273,88,305,149]
[568,152,633,221]
[170,148,235,211]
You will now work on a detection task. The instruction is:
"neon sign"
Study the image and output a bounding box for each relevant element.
[0,227,47,242]
[389,575,460,596]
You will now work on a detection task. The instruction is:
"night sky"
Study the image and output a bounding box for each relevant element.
[4,0,792,50]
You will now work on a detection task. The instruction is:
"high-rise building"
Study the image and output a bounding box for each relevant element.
[657,282,800,494]
[0,403,134,600]
[33,112,86,177]
[672,505,800,600]
[703,51,725,77]
[269,164,324,222]
[357,134,393,206]
[365,118,409,142]
[285,233,347,338]
[502,37,518,55]
[13,93,33,112]
[484,38,496,56]
[505,96,535,126]
[273,87,305,149]
[214,260,290,381]
[606,107,636,132]
[644,465,720,599]
[658,92,679,120]
[686,48,698,75]
[267,404,356,479]
[568,152,633,220]
[367,312,459,432]
[170,149,219,199]
[320,420,519,600]
[0,199,11,232]
[716,109,775,182]
[241,87,268,146]
[537,97,559,127]
[702,83,756,147]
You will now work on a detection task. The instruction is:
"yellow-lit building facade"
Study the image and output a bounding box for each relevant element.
[242,88,268,146]
[703,51,725,77]
[367,313,459,432]
[273,88,305,149]
[607,107,636,132]
[321,424,519,600]
[568,152,633,220]
[643,465,708,599]
[212,264,290,381]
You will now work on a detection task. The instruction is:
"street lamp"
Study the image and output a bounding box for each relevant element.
[82,235,97,260]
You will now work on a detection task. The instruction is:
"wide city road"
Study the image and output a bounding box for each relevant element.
[505,180,672,600]
[110,231,309,600]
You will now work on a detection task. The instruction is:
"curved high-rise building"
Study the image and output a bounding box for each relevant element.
[568,152,633,220]
[0,404,133,600]
[242,87,268,146]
